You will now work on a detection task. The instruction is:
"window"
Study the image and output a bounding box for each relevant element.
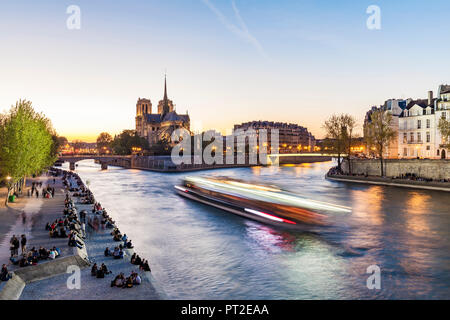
[417,120,421,129]
[403,148,407,156]
[403,133,407,143]
[443,112,447,119]
[410,132,414,142]
[426,119,430,128]
[417,132,421,142]
[426,132,430,143]
[426,145,430,151]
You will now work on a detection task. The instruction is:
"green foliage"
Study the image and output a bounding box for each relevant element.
[0,100,56,186]
[96,132,113,154]
[111,130,150,155]
[438,117,450,148]
[149,137,172,155]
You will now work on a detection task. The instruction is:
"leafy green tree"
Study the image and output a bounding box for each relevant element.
[0,100,56,203]
[111,130,149,155]
[364,110,397,176]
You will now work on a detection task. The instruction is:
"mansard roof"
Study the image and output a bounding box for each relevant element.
[405,99,435,109]
[441,84,450,94]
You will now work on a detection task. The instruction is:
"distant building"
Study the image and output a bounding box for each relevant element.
[233,121,316,153]
[364,99,409,159]
[364,84,449,159]
[398,85,450,159]
[135,76,190,146]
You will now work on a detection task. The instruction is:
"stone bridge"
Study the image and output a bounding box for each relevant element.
[58,155,132,170]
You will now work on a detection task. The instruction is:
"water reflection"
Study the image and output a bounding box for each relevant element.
[68,160,450,299]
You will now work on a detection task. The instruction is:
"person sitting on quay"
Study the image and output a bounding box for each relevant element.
[111,273,125,287]
[19,255,30,267]
[39,246,49,259]
[124,239,134,249]
[68,233,84,249]
[112,247,124,259]
[131,254,142,266]
[140,260,151,272]
[101,263,112,275]
[104,247,112,257]
[1,264,12,282]
[132,272,142,285]
[91,263,98,276]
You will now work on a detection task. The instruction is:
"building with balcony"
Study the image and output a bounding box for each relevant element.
[398,85,449,159]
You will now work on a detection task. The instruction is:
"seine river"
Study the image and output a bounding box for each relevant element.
[68,160,450,299]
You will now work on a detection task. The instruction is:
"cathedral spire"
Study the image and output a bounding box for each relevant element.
[164,74,168,101]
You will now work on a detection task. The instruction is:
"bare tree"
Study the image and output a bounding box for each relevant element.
[364,110,396,176]
[323,114,345,171]
[438,117,450,149]
[340,114,357,174]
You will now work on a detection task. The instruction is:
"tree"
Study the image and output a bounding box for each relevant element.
[364,110,397,176]
[322,114,347,171]
[96,132,113,154]
[340,114,357,174]
[0,100,56,203]
[110,130,149,155]
[438,117,450,149]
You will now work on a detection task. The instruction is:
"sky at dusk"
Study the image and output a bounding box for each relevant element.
[1,0,449,142]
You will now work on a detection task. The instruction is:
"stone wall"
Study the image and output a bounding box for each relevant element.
[342,159,450,180]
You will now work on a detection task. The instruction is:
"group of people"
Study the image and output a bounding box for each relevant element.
[89,203,116,230]
[104,246,124,259]
[130,253,151,272]
[91,263,112,278]
[28,181,55,199]
[110,272,141,288]
[9,245,61,268]
[9,234,27,257]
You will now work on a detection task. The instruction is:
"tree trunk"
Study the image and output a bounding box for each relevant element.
[380,156,384,177]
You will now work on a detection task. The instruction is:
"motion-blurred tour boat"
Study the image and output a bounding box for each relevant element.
[175,176,351,229]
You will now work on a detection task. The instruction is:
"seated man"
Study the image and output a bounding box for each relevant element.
[101,263,111,275]
[1,264,12,281]
[96,268,105,278]
[104,247,112,257]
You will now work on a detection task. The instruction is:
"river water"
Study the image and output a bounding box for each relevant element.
[67,160,450,299]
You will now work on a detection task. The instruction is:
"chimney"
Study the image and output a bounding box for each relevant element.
[428,90,433,105]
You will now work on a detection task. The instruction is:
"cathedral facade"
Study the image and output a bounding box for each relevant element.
[135,77,190,146]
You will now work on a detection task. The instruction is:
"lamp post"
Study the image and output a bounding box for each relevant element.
[5,176,12,205]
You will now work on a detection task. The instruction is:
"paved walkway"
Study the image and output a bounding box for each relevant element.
[17,174,165,300]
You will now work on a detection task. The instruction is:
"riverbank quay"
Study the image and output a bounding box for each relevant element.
[0,173,90,299]
[341,158,450,181]
[19,171,166,300]
[326,173,450,192]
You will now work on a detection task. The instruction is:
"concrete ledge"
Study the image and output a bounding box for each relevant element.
[0,274,26,300]
[326,174,450,192]
[13,254,90,284]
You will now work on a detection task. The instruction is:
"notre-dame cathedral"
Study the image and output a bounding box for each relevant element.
[135,76,190,146]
